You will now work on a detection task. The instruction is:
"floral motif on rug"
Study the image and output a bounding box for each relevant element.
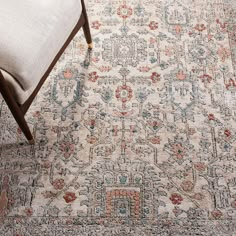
[1,0,236,235]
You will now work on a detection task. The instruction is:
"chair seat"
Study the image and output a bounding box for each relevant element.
[0,0,82,104]
[0,70,34,104]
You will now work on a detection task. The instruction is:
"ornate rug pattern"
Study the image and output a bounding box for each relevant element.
[1,0,236,235]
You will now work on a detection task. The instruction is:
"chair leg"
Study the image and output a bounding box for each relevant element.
[0,72,34,144]
[83,22,92,49]
[81,0,92,49]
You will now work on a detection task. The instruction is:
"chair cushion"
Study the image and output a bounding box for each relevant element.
[0,70,34,105]
[0,0,82,104]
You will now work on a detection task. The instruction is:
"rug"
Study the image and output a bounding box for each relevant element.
[1,0,236,235]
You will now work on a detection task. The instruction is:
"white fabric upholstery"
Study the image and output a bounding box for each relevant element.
[0,0,82,104]
[0,70,34,105]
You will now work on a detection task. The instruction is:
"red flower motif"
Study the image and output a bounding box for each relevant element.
[150,72,161,83]
[194,162,206,172]
[191,193,204,200]
[225,79,236,90]
[217,47,231,62]
[117,5,132,19]
[224,129,231,137]
[89,72,99,82]
[138,66,150,72]
[24,207,33,216]
[216,19,227,30]
[86,119,96,130]
[86,135,98,144]
[170,193,183,205]
[99,66,112,72]
[181,180,194,192]
[172,143,186,160]
[208,114,215,120]
[149,136,161,144]
[199,74,212,83]
[149,21,158,30]
[150,37,157,44]
[211,209,223,219]
[53,179,65,190]
[33,111,40,118]
[60,143,75,159]
[148,120,162,131]
[63,192,77,203]
[41,161,51,169]
[91,21,102,30]
[115,85,133,103]
[63,69,73,79]
[231,200,236,208]
[194,24,206,32]
[176,71,186,80]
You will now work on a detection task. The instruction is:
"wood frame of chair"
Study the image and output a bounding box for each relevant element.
[0,0,92,144]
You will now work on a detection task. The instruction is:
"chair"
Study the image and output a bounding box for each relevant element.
[0,0,92,144]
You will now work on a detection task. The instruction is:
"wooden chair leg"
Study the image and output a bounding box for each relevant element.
[0,72,34,144]
[81,0,92,49]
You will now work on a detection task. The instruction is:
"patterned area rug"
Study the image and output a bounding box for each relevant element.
[1,0,236,235]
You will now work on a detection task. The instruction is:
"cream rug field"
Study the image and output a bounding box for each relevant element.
[1,0,236,235]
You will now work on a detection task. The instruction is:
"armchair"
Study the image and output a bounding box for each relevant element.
[0,0,92,144]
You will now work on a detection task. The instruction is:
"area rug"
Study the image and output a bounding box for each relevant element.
[1,0,236,235]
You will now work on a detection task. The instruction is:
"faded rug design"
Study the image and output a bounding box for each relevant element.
[1,0,236,235]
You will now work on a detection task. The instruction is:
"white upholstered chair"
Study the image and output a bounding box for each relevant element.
[0,0,92,144]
